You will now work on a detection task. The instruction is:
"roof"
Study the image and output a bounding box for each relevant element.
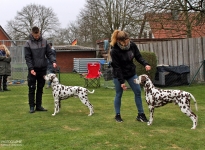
[54,45,96,52]
[0,25,12,40]
[147,12,205,38]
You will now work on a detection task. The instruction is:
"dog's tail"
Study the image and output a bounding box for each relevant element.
[190,93,198,111]
[88,90,95,94]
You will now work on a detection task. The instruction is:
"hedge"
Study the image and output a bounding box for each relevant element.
[133,51,157,81]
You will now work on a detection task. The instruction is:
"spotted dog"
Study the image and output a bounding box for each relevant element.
[134,74,198,129]
[44,73,94,116]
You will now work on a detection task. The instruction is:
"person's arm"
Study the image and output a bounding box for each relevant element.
[0,56,11,62]
[110,49,124,84]
[4,57,11,63]
[133,43,149,67]
[24,42,34,71]
[46,43,57,68]
[0,56,6,61]
[132,43,151,71]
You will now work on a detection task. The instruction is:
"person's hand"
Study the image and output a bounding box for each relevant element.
[30,70,36,76]
[121,83,127,90]
[53,63,57,68]
[145,65,151,71]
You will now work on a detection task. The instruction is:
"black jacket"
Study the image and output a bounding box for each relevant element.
[110,41,149,84]
[24,34,56,71]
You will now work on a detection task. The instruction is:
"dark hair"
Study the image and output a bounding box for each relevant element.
[32,26,40,34]
[49,43,53,46]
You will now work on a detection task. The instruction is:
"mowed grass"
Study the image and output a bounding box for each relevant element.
[0,79,205,150]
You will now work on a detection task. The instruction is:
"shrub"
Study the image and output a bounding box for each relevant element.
[133,51,157,81]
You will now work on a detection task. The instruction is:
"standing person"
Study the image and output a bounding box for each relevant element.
[110,30,151,122]
[46,42,56,88]
[0,44,11,92]
[24,26,57,113]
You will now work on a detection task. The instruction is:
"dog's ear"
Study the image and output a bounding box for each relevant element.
[141,76,147,85]
[51,74,56,80]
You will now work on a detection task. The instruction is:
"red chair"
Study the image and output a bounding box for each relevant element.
[83,62,101,88]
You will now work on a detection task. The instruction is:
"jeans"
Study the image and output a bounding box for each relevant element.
[113,74,144,115]
[47,69,54,86]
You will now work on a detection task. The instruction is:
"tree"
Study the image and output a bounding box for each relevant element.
[67,0,148,47]
[53,23,79,45]
[52,0,205,47]
[145,0,205,38]
[6,4,60,40]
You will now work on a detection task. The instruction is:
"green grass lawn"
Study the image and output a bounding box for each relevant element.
[0,82,205,150]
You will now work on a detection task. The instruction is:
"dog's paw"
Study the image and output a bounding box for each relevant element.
[191,126,196,129]
[88,113,93,116]
[52,114,56,116]
[147,122,152,126]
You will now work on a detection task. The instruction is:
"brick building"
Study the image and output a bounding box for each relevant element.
[55,45,97,72]
[0,25,12,46]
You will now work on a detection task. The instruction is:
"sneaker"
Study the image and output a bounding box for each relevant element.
[115,114,123,122]
[136,113,149,122]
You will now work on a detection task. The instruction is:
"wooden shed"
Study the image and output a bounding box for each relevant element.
[55,45,97,73]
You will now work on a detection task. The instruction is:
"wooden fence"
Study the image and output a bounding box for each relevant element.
[137,37,205,82]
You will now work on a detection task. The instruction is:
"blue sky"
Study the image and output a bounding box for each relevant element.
[0,0,86,29]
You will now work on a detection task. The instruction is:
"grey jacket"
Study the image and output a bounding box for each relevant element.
[24,34,56,71]
[0,56,11,76]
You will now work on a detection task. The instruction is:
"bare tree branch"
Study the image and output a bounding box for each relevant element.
[6,4,60,40]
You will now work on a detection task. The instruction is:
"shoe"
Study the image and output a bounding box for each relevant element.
[36,106,48,111]
[3,88,10,91]
[136,113,149,122]
[29,107,35,113]
[115,114,123,122]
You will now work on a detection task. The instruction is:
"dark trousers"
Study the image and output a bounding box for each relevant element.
[27,70,46,108]
[0,75,8,90]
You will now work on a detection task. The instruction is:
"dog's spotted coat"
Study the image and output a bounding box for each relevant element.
[134,74,198,129]
[44,73,94,116]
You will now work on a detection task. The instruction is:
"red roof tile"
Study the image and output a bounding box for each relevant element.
[147,12,205,38]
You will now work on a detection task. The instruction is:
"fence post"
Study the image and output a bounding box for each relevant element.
[189,60,204,86]
[203,60,205,81]
[58,67,60,83]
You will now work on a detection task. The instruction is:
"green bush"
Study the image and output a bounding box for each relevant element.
[133,51,157,81]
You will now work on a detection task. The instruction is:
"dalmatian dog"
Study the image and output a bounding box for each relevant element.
[134,74,198,129]
[44,73,94,116]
